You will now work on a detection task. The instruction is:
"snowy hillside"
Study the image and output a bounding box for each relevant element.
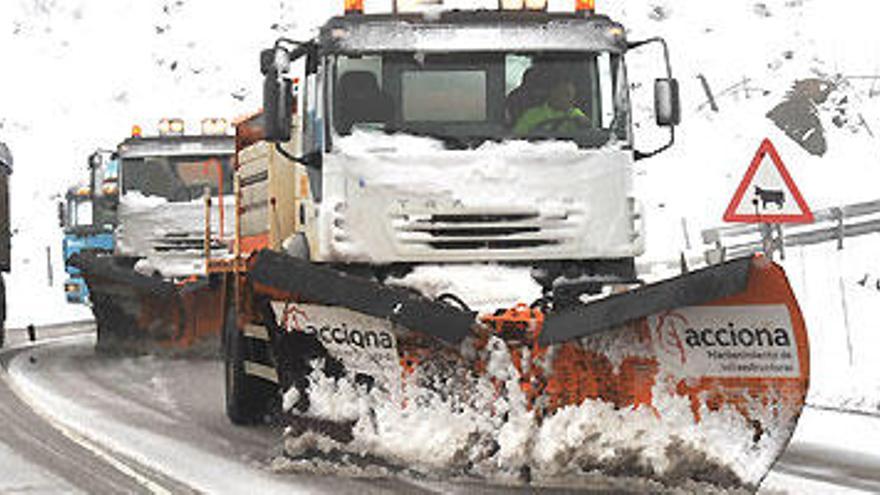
[604,0,880,412]
[598,0,880,261]
[2,0,880,409]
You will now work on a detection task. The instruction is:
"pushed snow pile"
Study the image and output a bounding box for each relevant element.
[275,329,799,491]
[387,264,543,314]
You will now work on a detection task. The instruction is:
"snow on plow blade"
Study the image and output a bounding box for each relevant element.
[71,252,223,355]
[252,251,808,490]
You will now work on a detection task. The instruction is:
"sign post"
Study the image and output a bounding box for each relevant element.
[723,138,813,259]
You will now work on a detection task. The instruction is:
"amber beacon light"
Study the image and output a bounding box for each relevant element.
[345,0,364,14]
[575,0,595,15]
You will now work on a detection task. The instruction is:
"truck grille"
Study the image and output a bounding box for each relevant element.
[392,210,580,251]
[151,233,225,253]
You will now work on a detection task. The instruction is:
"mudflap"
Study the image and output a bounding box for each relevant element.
[254,253,808,490]
[72,252,224,356]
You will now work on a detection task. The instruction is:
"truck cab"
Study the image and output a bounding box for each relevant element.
[115,119,235,278]
[0,141,11,345]
[61,153,118,304]
[248,0,679,292]
[73,120,237,353]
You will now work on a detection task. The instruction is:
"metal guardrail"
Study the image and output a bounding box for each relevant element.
[702,199,880,262]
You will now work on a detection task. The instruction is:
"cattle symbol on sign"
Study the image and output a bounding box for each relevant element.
[754,186,784,209]
[723,138,814,223]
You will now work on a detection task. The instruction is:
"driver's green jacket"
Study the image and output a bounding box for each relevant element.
[513,104,587,135]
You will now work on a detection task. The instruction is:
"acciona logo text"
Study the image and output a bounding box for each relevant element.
[684,322,791,348]
[301,323,395,351]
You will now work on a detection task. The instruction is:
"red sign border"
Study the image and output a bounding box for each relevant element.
[723,138,814,224]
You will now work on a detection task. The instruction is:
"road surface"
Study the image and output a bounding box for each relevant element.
[0,323,195,493]
[3,325,637,494]
[762,406,880,494]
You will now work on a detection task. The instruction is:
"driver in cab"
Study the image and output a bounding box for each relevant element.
[513,70,588,135]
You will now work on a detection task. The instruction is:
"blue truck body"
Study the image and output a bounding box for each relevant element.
[62,157,119,304]
[63,230,115,303]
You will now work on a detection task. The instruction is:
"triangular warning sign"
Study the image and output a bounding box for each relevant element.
[723,138,814,224]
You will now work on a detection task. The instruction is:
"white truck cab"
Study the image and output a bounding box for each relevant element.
[254,1,679,290]
[115,125,235,278]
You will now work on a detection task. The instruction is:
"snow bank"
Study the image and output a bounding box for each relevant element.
[279,331,796,491]
[781,237,880,414]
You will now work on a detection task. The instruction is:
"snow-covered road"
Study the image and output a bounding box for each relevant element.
[5,328,635,494]
[762,407,880,494]
[0,324,195,494]
[4,323,879,494]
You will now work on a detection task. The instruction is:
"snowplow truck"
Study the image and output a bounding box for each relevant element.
[72,120,235,354]
[0,140,10,347]
[60,152,118,305]
[214,2,809,490]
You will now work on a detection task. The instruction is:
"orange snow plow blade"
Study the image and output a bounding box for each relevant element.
[72,252,224,355]
[483,254,808,424]
[257,254,808,490]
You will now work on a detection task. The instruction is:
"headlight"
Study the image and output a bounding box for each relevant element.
[159,118,185,136]
[102,182,118,196]
[201,118,229,136]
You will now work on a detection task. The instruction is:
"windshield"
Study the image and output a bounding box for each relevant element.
[95,159,119,199]
[121,155,233,202]
[331,51,626,148]
[66,196,93,229]
[65,193,117,231]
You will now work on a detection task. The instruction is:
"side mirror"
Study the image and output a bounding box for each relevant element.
[628,37,678,160]
[57,201,66,228]
[88,151,103,170]
[262,48,294,143]
[654,78,681,127]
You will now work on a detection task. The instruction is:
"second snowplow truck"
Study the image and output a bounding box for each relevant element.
[73,121,234,354]
[214,1,809,490]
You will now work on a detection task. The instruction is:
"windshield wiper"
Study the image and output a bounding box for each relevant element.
[382,127,489,150]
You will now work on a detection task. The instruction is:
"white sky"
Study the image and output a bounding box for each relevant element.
[2,0,880,322]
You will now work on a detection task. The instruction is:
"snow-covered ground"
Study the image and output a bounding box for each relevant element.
[782,239,880,413]
[762,405,880,494]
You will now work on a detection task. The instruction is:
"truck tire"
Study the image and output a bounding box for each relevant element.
[0,275,5,348]
[224,304,275,425]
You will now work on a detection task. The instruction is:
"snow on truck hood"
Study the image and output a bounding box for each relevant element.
[334,129,625,157]
[330,130,632,208]
[322,130,638,263]
[116,191,235,277]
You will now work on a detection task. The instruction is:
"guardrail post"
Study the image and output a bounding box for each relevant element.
[759,223,785,261]
[760,223,772,259]
[832,207,844,250]
[775,224,785,260]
